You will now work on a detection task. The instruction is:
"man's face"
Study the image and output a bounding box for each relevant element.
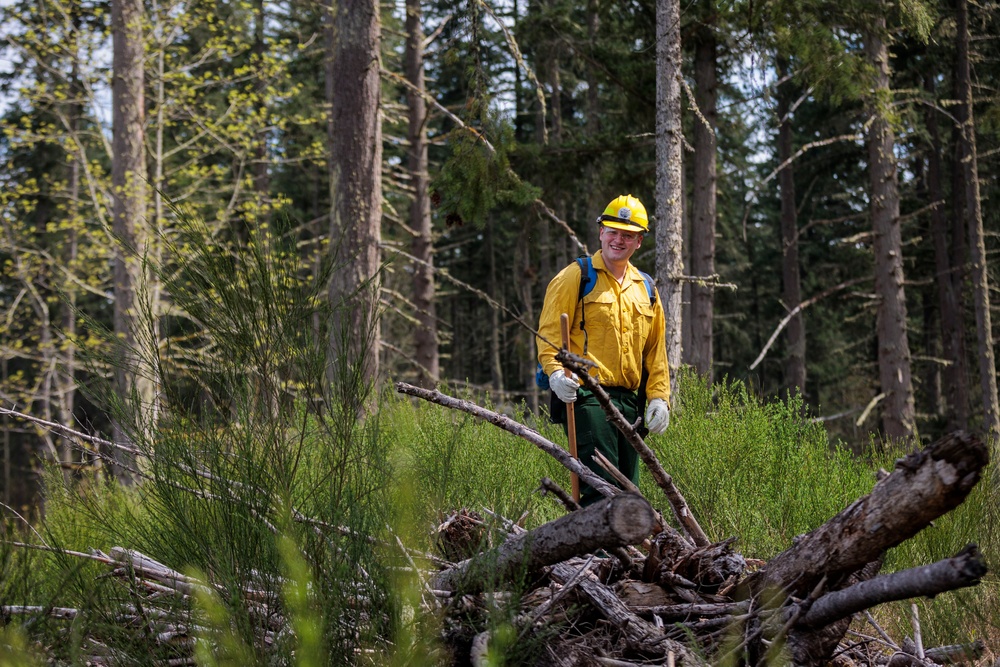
[599,225,643,264]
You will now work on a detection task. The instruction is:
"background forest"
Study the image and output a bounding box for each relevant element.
[1,0,1000,664]
[1,0,999,509]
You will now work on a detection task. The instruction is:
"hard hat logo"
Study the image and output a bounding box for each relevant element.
[599,194,649,233]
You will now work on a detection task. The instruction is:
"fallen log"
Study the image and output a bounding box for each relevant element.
[432,493,654,593]
[751,431,988,598]
[796,544,987,630]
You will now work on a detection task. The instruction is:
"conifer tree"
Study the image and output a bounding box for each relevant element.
[864,10,916,439]
[655,0,685,391]
[956,0,1000,439]
[689,0,718,380]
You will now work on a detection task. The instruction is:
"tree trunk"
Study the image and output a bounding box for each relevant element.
[405,0,439,389]
[689,20,717,380]
[487,224,504,392]
[864,19,915,440]
[59,14,83,481]
[956,0,1000,439]
[326,0,383,391]
[655,0,684,397]
[777,58,806,398]
[583,0,603,255]
[925,72,969,429]
[432,493,654,592]
[112,0,151,483]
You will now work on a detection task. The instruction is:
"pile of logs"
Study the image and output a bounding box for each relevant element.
[397,364,993,667]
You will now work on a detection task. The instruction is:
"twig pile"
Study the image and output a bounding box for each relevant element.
[397,369,992,667]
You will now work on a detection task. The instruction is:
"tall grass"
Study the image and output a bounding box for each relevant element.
[2,218,397,665]
[648,368,883,556]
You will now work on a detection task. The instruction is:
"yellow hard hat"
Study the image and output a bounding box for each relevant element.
[598,194,649,233]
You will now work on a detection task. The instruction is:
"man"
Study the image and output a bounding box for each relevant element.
[536,194,670,506]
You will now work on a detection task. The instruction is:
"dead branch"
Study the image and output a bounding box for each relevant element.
[555,350,711,548]
[395,381,619,499]
[749,277,869,371]
[796,545,987,630]
[751,431,988,598]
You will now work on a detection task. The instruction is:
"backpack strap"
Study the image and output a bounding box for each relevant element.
[576,256,597,299]
[637,270,657,306]
[575,256,594,355]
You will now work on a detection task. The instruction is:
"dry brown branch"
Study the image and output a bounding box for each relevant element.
[395,381,618,499]
[796,545,987,630]
[749,277,869,371]
[555,350,711,547]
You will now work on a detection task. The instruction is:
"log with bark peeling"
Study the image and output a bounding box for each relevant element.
[432,493,654,592]
[752,431,988,598]
[747,431,989,666]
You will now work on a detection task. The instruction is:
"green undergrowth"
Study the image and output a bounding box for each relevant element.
[382,388,570,530]
[646,368,882,558]
[5,369,1000,664]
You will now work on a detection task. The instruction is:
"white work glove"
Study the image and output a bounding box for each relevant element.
[549,370,580,403]
[644,398,670,434]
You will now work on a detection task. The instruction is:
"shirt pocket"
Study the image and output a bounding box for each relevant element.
[631,300,655,347]
[581,289,618,355]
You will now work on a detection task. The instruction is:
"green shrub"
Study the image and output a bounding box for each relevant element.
[647,368,880,558]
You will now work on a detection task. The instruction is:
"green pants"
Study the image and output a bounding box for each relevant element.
[564,387,640,506]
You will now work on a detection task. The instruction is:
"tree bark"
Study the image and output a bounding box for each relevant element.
[864,18,916,440]
[796,544,986,630]
[956,0,1000,439]
[111,0,152,483]
[750,431,987,598]
[777,58,806,398]
[404,0,439,389]
[689,16,717,380]
[655,0,684,396]
[327,0,383,391]
[432,493,654,592]
[924,73,969,431]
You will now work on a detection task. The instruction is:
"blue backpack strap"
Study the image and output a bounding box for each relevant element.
[576,256,597,299]
[637,270,656,306]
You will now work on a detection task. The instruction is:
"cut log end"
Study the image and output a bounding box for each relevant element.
[605,493,655,544]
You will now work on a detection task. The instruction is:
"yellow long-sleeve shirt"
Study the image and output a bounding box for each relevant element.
[536,251,670,404]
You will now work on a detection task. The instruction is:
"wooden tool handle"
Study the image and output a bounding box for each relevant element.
[560,313,580,503]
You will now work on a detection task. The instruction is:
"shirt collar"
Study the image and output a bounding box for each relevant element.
[592,250,642,284]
